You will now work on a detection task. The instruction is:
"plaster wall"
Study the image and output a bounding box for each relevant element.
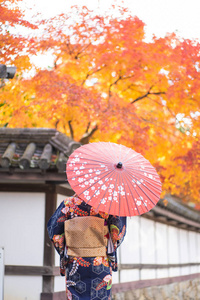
[179,228,189,263]
[155,222,168,264]
[0,192,45,265]
[120,216,140,265]
[54,275,65,292]
[0,191,45,300]
[118,216,200,283]
[140,218,156,265]
[188,231,198,263]
[168,226,179,264]
[4,275,42,300]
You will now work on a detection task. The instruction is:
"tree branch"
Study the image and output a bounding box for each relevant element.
[79,124,98,144]
[108,72,134,98]
[75,42,92,59]
[131,86,165,104]
[85,122,91,133]
[82,64,107,86]
[65,36,74,55]
[68,120,74,139]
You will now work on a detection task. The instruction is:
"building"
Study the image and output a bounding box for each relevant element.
[0,128,80,300]
[0,128,200,300]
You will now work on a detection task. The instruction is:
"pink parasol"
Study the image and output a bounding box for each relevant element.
[66,142,162,217]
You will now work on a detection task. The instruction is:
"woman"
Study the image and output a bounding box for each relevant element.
[47,194,126,300]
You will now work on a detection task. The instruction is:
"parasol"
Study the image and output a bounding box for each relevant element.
[66,142,162,217]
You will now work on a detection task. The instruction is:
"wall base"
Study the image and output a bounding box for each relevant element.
[112,274,200,300]
[41,291,66,300]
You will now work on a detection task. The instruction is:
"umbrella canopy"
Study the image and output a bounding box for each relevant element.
[66,142,162,217]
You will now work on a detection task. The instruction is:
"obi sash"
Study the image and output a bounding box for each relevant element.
[64,216,108,257]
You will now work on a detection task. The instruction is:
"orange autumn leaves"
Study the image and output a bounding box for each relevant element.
[1,4,200,205]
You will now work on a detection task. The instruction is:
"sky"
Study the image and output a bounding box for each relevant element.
[22,0,200,41]
[21,0,200,70]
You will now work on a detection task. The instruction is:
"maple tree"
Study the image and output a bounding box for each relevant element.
[0,5,200,205]
[0,0,37,68]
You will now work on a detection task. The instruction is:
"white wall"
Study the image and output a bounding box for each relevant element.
[168,226,180,265]
[155,222,168,265]
[179,229,189,264]
[119,216,200,283]
[54,275,65,292]
[4,275,43,300]
[0,192,45,266]
[188,231,198,263]
[140,218,156,265]
[0,192,45,300]
[120,269,140,282]
[120,216,140,265]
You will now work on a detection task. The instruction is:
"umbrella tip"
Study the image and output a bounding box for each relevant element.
[116,162,123,169]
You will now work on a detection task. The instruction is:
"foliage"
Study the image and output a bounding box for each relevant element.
[0,5,200,205]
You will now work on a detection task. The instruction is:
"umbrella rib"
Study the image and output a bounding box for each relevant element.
[67,162,111,172]
[123,171,150,214]
[78,168,115,197]
[100,142,119,162]
[127,172,162,185]
[69,146,116,164]
[68,163,161,190]
[106,171,120,216]
[120,146,132,163]
[124,170,159,206]
[118,172,121,217]
[124,169,162,192]
[86,169,117,208]
[120,172,132,216]
[67,167,114,188]
[122,153,145,164]
[131,174,162,196]
[125,166,159,175]
[95,173,117,213]
[84,142,119,163]
[123,171,141,215]
[109,142,121,163]
[68,157,114,165]
[126,169,161,179]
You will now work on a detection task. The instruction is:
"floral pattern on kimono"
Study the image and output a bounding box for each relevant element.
[47,196,126,299]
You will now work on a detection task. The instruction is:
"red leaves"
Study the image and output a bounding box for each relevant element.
[1,4,200,204]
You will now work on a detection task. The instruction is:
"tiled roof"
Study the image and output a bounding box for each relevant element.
[0,128,81,181]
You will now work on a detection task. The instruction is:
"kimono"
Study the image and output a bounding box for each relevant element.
[47,196,126,300]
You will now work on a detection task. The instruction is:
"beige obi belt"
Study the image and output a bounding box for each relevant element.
[64,216,108,257]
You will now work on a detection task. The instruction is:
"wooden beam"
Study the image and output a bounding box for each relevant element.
[0,183,74,195]
[43,187,57,293]
[0,171,66,182]
[5,265,60,276]
[118,262,200,270]
[5,262,200,275]
[56,184,74,197]
[0,183,50,192]
[149,206,200,229]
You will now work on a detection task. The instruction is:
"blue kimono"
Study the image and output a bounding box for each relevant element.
[47,196,126,300]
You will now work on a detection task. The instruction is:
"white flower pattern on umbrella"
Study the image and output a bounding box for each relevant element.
[66,142,162,216]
